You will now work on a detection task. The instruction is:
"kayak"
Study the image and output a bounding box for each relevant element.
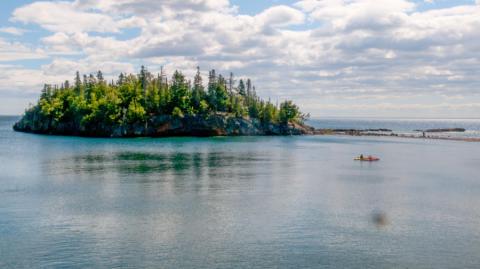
[354,157,380,161]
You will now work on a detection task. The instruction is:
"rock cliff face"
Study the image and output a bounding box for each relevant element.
[13,114,314,137]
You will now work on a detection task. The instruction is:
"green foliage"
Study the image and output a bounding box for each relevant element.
[212,82,229,112]
[191,66,205,110]
[279,100,301,124]
[172,107,184,118]
[260,101,278,126]
[199,100,209,115]
[126,99,146,123]
[232,96,246,117]
[170,71,191,114]
[23,67,305,131]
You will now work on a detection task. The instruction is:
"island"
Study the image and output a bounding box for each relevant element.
[13,67,313,137]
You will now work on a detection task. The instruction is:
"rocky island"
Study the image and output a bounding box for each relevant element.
[13,67,312,137]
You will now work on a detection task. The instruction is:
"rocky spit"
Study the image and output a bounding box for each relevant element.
[313,128,480,142]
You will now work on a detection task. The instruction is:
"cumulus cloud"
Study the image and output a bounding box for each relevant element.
[0,66,69,103]
[73,0,231,14]
[0,38,48,61]
[41,58,135,76]
[256,6,305,27]
[12,1,121,33]
[295,0,414,31]
[0,27,27,36]
[2,0,480,116]
[0,58,135,115]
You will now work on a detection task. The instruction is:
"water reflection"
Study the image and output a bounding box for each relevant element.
[41,149,295,195]
[47,151,269,175]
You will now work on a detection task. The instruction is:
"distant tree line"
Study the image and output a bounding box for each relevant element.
[27,66,307,130]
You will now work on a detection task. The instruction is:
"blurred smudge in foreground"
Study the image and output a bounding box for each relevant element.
[372,211,389,228]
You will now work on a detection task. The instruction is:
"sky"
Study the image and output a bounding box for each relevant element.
[1,0,480,118]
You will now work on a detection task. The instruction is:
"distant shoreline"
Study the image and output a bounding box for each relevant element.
[308,117,480,120]
[312,129,480,142]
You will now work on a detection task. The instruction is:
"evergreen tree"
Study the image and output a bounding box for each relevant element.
[192,66,205,110]
[215,75,229,112]
[170,70,191,114]
[228,72,235,93]
[96,70,104,82]
[246,79,252,97]
[207,69,217,110]
[118,73,125,85]
[140,66,148,95]
[238,79,246,96]
[74,71,82,94]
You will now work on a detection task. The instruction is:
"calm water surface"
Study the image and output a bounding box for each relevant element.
[1,116,480,268]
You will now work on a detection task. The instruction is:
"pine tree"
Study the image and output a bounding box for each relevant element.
[192,66,204,110]
[118,73,125,85]
[228,72,235,93]
[96,70,104,82]
[139,66,148,101]
[40,84,52,100]
[214,75,229,112]
[207,69,217,110]
[170,70,190,113]
[74,71,82,94]
[238,79,246,96]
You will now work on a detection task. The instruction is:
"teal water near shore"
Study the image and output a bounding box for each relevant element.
[1,116,480,268]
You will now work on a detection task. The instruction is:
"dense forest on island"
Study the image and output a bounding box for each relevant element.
[14,66,312,137]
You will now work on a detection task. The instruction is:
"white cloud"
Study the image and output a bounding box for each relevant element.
[73,0,232,15]
[0,66,67,93]
[295,0,414,31]
[12,1,121,33]
[41,58,135,77]
[256,6,305,27]
[2,0,480,117]
[0,38,48,61]
[0,27,27,36]
[0,59,134,96]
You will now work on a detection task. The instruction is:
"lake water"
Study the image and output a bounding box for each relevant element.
[1,116,480,268]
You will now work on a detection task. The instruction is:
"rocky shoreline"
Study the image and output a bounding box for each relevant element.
[13,114,314,137]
